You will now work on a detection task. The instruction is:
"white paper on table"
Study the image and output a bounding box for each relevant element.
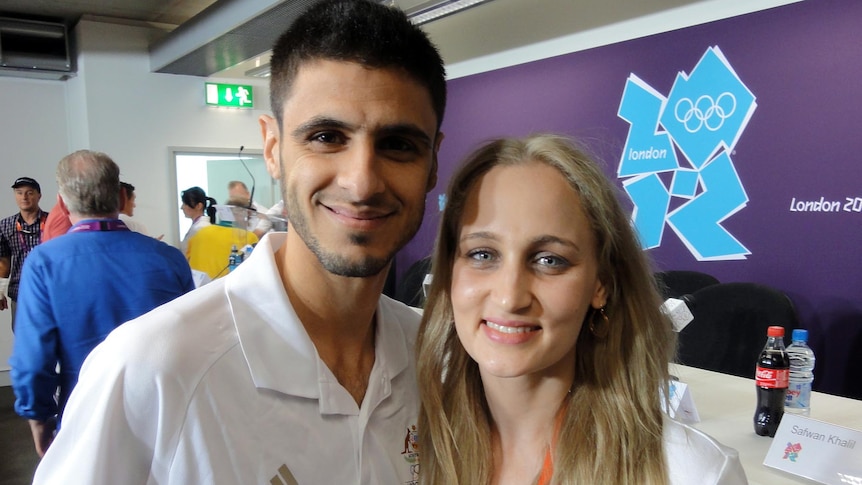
[662,379,701,424]
[764,413,862,484]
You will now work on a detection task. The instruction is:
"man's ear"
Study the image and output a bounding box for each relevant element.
[259,114,282,179]
[427,131,444,192]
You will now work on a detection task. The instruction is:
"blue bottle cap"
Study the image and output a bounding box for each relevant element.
[791,328,808,342]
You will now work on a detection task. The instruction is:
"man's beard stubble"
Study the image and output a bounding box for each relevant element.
[281,181,425,279]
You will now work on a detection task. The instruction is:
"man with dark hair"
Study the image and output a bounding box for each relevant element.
[0,176,48,331]
[119,181,158,237]
[33,1,445,483]
[9,150,194,458]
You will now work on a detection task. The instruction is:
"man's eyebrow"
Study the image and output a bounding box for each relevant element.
[291,116,350,139]
[290,117,433,147]
[378,123,434,148]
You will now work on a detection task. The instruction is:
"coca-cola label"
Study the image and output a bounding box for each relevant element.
[756,367,789,388]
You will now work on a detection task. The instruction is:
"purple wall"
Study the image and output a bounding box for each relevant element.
[398,0,862,398]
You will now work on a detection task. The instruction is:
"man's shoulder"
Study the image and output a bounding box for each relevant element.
[98,280,238,370]
[0,213,16,231]
[109,230,186,262]
[128,231,181,252]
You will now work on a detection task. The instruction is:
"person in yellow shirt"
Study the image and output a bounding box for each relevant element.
[186,200,259,281]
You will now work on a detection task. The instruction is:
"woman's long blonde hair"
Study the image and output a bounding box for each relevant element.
[416,134,676,484]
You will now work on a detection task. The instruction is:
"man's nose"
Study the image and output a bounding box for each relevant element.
[337,142,385,200]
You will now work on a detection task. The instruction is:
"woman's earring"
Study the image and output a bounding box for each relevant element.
[589,306,610,339]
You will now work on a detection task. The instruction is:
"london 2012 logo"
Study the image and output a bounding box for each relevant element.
[783,442,802,462]
[617,46,756,260]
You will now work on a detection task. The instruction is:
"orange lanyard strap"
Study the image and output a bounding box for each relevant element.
[15,214,46,251]
[536,401,568,485]
[536,450,554,485]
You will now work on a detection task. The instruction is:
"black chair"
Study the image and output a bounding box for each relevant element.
[655,270,720,300]
[677,282,801,378]
[396,256,432,308]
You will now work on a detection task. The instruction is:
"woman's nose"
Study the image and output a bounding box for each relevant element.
[491,262,533,312]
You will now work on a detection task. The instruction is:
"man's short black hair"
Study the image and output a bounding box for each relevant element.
[120,182,135,197]
[269,0,446,131]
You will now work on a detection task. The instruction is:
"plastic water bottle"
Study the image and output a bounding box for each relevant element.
[785,329,815,416]
[228,245,239,272]
[242,244,254,261]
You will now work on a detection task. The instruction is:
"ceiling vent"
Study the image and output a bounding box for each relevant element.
[0,17,74,81]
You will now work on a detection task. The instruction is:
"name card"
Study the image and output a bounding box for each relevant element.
[662,380,700,424]
[422,274,433,299]
[764,413,861,484]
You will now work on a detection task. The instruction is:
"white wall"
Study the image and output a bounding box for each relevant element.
[0,18,271,381]
[0,78,70,381]
[72,20,271,245]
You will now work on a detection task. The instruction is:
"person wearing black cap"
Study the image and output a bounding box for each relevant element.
[0,176,48,330]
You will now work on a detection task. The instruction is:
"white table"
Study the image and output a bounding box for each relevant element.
[671,364,862,484]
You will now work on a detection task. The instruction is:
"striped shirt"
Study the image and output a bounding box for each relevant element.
[0,210,48,300]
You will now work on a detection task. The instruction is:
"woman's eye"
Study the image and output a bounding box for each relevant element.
[535,254,569,269]
[466,249,494,262]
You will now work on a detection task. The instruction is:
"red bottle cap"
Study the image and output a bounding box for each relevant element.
[767,326,785,337]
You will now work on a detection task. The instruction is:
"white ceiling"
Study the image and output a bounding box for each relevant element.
[0,0,216,26]
[0,0,799,80]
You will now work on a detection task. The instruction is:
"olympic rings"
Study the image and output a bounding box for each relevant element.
[674,92,737,133]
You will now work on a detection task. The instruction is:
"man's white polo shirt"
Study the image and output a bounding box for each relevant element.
[34,233,422,485]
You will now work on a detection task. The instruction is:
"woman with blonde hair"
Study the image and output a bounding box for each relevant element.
[416,134,746,484]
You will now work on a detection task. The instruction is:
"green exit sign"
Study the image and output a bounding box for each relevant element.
[205,83,254,108]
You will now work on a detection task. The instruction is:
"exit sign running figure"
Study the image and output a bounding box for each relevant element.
[205,83,254,108]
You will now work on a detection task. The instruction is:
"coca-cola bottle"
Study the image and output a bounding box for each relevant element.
[754,325,790,437]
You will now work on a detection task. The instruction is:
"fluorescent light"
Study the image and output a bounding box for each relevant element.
[244,64,271,78]
[406,0,495,25]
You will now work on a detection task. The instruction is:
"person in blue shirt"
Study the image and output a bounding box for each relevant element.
[9,149,195,457]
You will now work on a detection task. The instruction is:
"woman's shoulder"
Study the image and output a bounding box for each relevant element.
[663,417,749,485]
